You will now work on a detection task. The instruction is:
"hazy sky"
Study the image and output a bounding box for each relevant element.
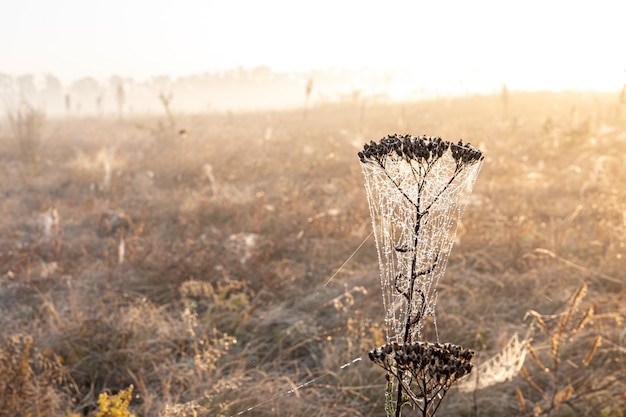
[1,0,624,91]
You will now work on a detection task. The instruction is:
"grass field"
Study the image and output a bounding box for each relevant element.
[1,91,625,417]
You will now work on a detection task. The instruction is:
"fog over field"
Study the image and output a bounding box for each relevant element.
[0,66,516,115]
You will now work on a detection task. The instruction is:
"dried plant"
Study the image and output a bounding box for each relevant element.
[303,77,313,119]
[369,341,474,416]
[38,207,60,240]
[159,91,175,128]
[5,99,45,165]
[158,401,209,417]
[520,283,624,417]
[95,385,136,417]
[116,83,125,120]
[359,134,483,416]
[0,333,75,417]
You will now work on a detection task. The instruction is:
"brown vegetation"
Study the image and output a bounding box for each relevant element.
[0,91,625,416]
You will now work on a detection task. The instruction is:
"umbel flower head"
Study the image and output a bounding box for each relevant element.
[369,342,474,394]
[369,342,474,416]
[358,134,483,167]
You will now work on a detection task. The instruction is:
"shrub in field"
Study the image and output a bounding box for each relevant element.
[96,385,135,417]
[5,100,45,165]
[0,333,73,417]
[519,283,625,417]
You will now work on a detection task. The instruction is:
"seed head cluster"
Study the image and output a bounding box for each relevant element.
[358,134,483,166]
[369,341,474,397]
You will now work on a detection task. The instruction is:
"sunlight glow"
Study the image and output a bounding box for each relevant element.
[0,0,624,94]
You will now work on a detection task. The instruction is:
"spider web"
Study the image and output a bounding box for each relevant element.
[360,135,483,344]
[456,333,527,392]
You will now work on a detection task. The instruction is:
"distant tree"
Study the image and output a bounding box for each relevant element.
[116,84,125,119]
[42,74,63,113]
[109,75,126,120]
[96,93,104,117]
[70,77,101,114]
[252,66,273,80]
[150,75,171,93]
[159,91,175,127]
[65,93,71,118]
[0,72,16,102]
[303,77,314,120]
[16,74,37,102]
[44,74,62,95]
[305,77,313,101]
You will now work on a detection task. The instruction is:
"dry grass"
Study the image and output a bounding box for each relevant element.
[0,91,625,416]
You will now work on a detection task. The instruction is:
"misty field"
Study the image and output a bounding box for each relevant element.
[1,91,625,417]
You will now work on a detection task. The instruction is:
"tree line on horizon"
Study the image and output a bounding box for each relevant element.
[0,67,401,116]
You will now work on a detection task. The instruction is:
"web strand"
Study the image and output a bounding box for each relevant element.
[230,358,364,417]
[324,231,373,287]
[229,231,372,416]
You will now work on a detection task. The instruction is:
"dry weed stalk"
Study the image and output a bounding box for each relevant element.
[359,134,483,416]
[303,77,313,120]
[38,207,60,240]
[159,91,175,128]
[520,283,623,416]
[116,83,125,120]
[0,333,75,416]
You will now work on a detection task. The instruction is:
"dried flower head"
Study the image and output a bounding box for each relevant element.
[369,341,474,415]
[369,341,474,391]
[358,134,483,167]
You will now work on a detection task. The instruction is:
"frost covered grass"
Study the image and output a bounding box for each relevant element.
[0,92,625,416]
